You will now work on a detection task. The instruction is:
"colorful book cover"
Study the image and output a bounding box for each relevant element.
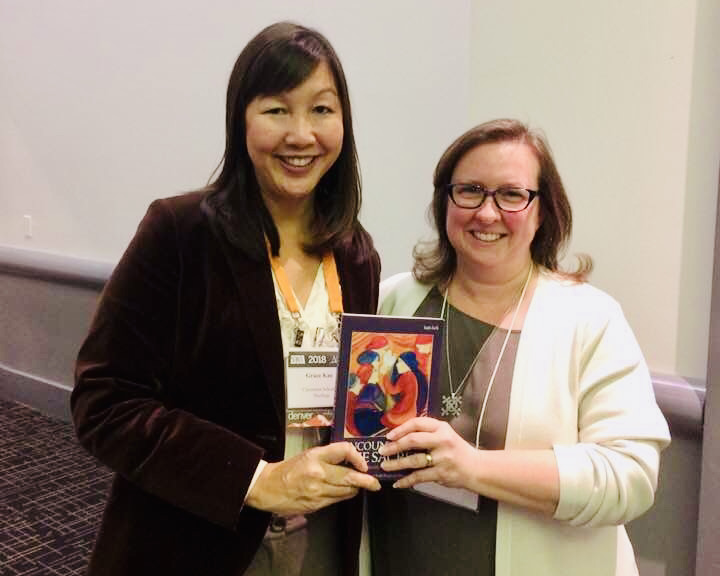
[332,313,444,481]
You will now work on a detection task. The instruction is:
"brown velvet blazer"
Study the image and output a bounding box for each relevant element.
[71,192,380,576]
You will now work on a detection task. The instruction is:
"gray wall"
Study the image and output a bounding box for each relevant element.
[695,170,720,576]
[0,259,103,419]
[628,420,703,575]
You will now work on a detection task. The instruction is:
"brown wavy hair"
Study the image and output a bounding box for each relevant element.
[413,118,592,286]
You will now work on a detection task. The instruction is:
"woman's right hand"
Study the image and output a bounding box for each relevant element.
[245,442,381,516]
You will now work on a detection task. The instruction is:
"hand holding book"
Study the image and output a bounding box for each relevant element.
[379,416,480,510]
[245,442,381,516]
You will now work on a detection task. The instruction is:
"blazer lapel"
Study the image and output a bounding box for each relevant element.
[235,261,286,426]
[208,222,286,426]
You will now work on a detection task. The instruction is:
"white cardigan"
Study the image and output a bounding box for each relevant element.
[377,270,670,576]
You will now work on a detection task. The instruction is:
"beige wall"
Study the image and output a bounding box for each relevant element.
[469,0,720,378]
[0,0,471,279]
[2,0,718,379]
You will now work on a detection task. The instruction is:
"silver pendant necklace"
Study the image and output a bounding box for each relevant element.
[440,303,496,418]
[439,265,534,422]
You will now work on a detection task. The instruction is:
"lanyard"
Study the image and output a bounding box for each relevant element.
[267,243,343,347]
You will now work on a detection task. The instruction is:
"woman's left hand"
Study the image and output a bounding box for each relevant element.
[378,416,480,489]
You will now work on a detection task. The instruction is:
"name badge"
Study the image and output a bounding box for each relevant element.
[286,348,338,428]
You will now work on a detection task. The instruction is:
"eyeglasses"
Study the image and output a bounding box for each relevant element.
[446,183,539,212]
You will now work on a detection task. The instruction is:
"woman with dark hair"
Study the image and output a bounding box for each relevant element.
[368,119,669,575]
[71,22,380,576]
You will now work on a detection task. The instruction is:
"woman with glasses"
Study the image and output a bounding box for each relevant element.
[366,119,669,576]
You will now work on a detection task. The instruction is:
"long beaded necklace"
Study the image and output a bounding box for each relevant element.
[439,264,534,422]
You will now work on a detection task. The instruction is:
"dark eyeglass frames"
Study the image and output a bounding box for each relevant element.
[446,183,539,213]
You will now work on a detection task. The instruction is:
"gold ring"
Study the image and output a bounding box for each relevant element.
[425,452,433,467]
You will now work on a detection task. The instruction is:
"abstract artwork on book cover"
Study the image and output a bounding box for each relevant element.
[332,313,444,480]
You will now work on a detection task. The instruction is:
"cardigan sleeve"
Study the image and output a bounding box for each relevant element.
[71,198,265,529]
[378,273,430,315]
[552,289,670,527]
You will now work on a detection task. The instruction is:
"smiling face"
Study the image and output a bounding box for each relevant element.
[245,61,343,216]
[446,140,542,282]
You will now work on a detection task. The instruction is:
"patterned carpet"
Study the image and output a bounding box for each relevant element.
[0,398,112,575]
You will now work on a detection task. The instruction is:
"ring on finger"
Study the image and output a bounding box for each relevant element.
[424,452,433,467]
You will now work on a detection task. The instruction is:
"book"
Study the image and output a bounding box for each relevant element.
[331,313,444,481]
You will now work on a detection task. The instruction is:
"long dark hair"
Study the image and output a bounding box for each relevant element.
[202,22,365,261]
[413,118,592,286]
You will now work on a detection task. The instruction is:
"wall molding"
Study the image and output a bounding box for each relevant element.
[0,359,706,435]
[0,362,73,421]
[652,372,705,439]
[0,244,113,288]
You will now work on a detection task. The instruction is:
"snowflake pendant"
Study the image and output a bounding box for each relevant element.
[441,394,462,418]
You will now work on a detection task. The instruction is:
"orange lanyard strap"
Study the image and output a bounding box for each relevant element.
[268,250,301,320]
[267,243,344,321]
[321,252,344,316]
